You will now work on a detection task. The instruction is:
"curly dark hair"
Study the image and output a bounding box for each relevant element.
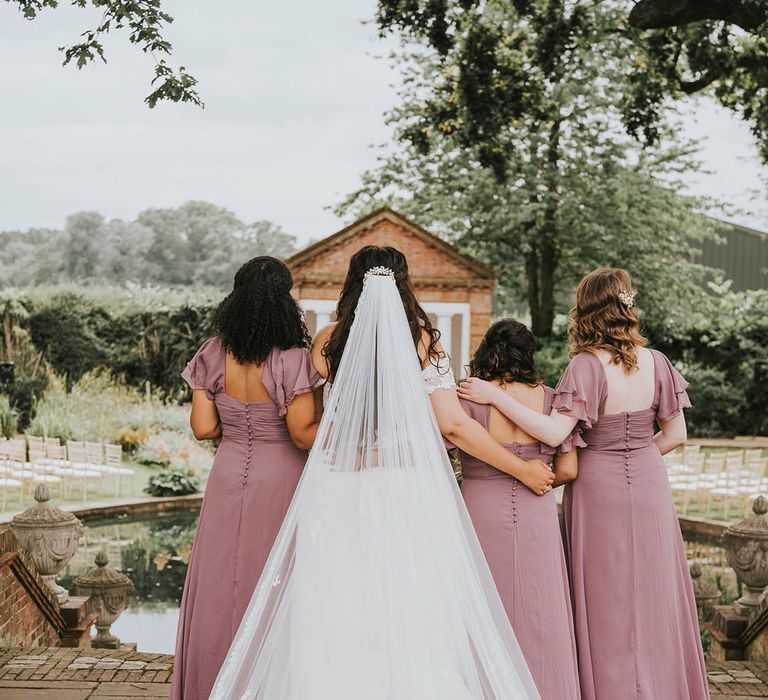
[469,318,540,387]
[212,256,310,364]
[322,245,441,382]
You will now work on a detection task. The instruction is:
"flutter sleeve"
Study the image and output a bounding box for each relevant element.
[542,385,575,454]
[181,337,224,401]
[265,347,321,417]
[552,353,605,450]
[653,349,692,423]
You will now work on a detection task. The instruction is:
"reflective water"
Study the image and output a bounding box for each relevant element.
[60,509,198,653]
[60,508,736,654]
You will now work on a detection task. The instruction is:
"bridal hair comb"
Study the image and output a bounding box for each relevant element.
[618,290,636,309]
[365,266,395,279]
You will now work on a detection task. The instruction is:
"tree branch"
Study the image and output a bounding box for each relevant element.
[629,0,766,31]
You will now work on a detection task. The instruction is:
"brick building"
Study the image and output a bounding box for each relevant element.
[287,207,496,376]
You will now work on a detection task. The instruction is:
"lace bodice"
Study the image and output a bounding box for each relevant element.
[422,356,457,394]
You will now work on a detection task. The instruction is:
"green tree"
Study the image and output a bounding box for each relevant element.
[376,0,768,166]
[342,10,717,336]
[0,201,298,288]
[6,0,201,108]
[63,211,107,279]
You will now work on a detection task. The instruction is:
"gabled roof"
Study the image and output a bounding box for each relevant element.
[286,206,497,281]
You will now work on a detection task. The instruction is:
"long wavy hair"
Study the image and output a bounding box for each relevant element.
[568,267,647,373]
[322,246,441,382]
[469,318,540,386]
[212,256,310,364]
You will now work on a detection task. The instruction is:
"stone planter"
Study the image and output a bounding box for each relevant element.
[10,484,84,604]
[74,551,133,648]
[690,561,721,623]
[722,495,768,617]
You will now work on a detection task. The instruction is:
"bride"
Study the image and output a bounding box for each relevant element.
[209,253,541,699]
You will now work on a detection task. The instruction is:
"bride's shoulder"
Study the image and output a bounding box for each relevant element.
[312,323,337,348]
[310,323,337,379]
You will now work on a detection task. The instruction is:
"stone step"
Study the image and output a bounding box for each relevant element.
[59,612,98,649]
[712,605,748,639]
[58,596,91,628]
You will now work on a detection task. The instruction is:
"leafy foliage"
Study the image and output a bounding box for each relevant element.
[144,467,201,497]
[375,0,768,166]
[5,286,218,398]
[7,0,201,108]
[340,19,719,336]
[0,396,19,438]
[27,370,187,440]
[646,283,768,436]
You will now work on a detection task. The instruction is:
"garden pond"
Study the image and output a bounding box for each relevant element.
[60,508,739,654]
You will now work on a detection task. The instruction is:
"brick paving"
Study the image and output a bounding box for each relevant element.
[709,660,768,699]
[2,647,768,698]
[0,647,173,698]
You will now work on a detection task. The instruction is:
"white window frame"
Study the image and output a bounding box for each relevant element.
[421,301,471,373]
[300,298,471,375]
[299,299,337,329]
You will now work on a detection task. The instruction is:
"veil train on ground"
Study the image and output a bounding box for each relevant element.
[209,267,540,699]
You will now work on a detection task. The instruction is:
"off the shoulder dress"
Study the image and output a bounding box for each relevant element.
[557,350,709,700]
[456,389,580,700]
[170,338,319,700]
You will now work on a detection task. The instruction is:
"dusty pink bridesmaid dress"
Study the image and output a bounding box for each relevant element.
[457,389,581,700]
[170,338,318,700]
[558,350,709,700]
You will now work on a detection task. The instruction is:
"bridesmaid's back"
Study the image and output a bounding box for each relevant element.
[591,346,656,415]
[486,382,549,445]
[222,353,271,403]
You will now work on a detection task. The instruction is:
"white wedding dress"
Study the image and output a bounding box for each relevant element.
[209,268,540,699]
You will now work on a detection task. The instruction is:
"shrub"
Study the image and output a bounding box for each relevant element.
[680,364,749,438]
[0,396,19,438]
[144,468,201,497]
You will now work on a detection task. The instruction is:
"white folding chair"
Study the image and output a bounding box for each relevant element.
[104,443,134,496]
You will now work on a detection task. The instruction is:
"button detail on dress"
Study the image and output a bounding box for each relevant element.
[243,404,254,486]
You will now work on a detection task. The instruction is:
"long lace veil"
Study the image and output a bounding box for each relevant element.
[210,268,540,699]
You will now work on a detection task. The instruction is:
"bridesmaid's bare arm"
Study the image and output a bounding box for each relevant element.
[552,450,578,488]
[654,413,687,455]
[286,392,320,451]
[419,333,554,496]
[189,389,222,440]
[458,377,577,447]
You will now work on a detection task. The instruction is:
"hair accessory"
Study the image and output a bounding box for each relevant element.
[618,290,636,309]
[364,266,395,279]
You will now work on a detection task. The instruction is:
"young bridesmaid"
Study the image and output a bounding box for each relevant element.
[171,257,320,700]
[456,319,580,700]
[458,268,709,700]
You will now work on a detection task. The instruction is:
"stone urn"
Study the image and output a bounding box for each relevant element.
[722,495,768,617]
[74,550,133,648]
[10,484,84,604]
[689,561,721,623]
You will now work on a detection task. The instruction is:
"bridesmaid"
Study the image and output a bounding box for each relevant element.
[456,319,580,700]
[171,257,320,700]
[458,268,709,700]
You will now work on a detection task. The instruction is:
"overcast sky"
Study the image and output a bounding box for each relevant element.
[0,0,765,246]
